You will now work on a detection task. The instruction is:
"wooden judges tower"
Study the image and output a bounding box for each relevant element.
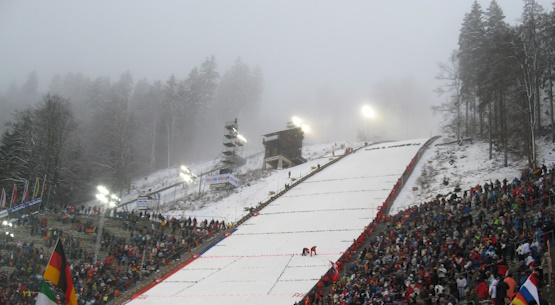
[262,126,306,169]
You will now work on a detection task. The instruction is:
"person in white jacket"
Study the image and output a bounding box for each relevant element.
[456,274,467,299]
[489,275,499,305]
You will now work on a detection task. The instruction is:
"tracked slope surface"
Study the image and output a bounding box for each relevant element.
[128,139,428,305]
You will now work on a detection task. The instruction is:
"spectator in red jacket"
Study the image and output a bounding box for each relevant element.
[311,246,317,256]
[476,279,489,301]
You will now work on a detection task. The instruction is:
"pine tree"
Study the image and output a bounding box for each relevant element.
[458,1,486,138]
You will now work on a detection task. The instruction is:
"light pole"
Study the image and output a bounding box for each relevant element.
[94,185,120,263]
[361,104,376,142]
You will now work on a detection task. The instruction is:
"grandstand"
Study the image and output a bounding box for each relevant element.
[1,137,553,305]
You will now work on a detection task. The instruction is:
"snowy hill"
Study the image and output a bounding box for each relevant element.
[392,136,555,214]
[126,138,429,305]
[115,136,555,225]
[116,136,554,305]
[118,141,361,224]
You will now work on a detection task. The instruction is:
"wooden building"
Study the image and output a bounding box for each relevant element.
[262,127,306,169]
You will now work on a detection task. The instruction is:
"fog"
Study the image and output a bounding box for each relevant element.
[0,0,549,152]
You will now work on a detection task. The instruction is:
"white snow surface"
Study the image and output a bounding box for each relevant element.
[126,138,428,305]
[121,136,555,305]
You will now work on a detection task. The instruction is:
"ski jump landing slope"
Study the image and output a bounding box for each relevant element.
[128,139,428,305]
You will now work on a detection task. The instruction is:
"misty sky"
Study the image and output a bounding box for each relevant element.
[1,0,552,145]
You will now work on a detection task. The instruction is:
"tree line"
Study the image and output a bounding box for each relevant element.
[434,0,555,167]
[0,57,263,206]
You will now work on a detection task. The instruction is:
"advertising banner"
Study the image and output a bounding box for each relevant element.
[205,174,239,188]
[136,196,149,208]
[7,197,42,215]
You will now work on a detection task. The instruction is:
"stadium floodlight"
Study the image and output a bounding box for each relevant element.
[361,104,376,142]
[180,165,197,184]
[97,185,109,195]
[237,134,247,143]
[288,116,310,133]
[94,185,120,263]
[361,104,376,119]
[2,220,13,240]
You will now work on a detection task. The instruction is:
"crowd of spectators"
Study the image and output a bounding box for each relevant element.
[0,206,227,304]
[0,157,553,305]
[306,164,554,305]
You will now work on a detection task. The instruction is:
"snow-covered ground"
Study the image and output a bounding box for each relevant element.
[392,137,555,214]
[119,141,363,225]
[120,135,554,305]
[126,139,428,305]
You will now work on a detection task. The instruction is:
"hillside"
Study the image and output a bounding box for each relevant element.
[117,136,555,223]
[393,136,555,214]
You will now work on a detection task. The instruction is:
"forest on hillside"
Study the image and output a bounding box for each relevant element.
[0,57,263,205]
[1,0,555,206]
[435,0,555,167]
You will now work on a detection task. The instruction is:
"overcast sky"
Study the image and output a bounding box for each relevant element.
[1,0,553,143]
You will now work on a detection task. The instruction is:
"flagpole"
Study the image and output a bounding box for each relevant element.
[46,237,61,264]
[32,177,37,199]
[21,180,28,204]
[38,174,47,212]
[9,185,15,208]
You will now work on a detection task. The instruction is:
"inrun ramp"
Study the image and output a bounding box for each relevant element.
[128,139,427,305]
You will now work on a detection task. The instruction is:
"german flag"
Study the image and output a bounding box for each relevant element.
[43,238,77,305]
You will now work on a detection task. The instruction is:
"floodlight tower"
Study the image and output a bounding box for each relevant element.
[94,185,120,263]
[220,118,246,174]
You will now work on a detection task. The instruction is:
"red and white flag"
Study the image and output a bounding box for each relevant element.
[330,260,339,273]
[41,174,48,198]
[11,184,17,207]
[22,181,28,203]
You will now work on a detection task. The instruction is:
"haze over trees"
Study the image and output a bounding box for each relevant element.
[434,0,555,167]
[0,57,263,205]
[2,0,554,206]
